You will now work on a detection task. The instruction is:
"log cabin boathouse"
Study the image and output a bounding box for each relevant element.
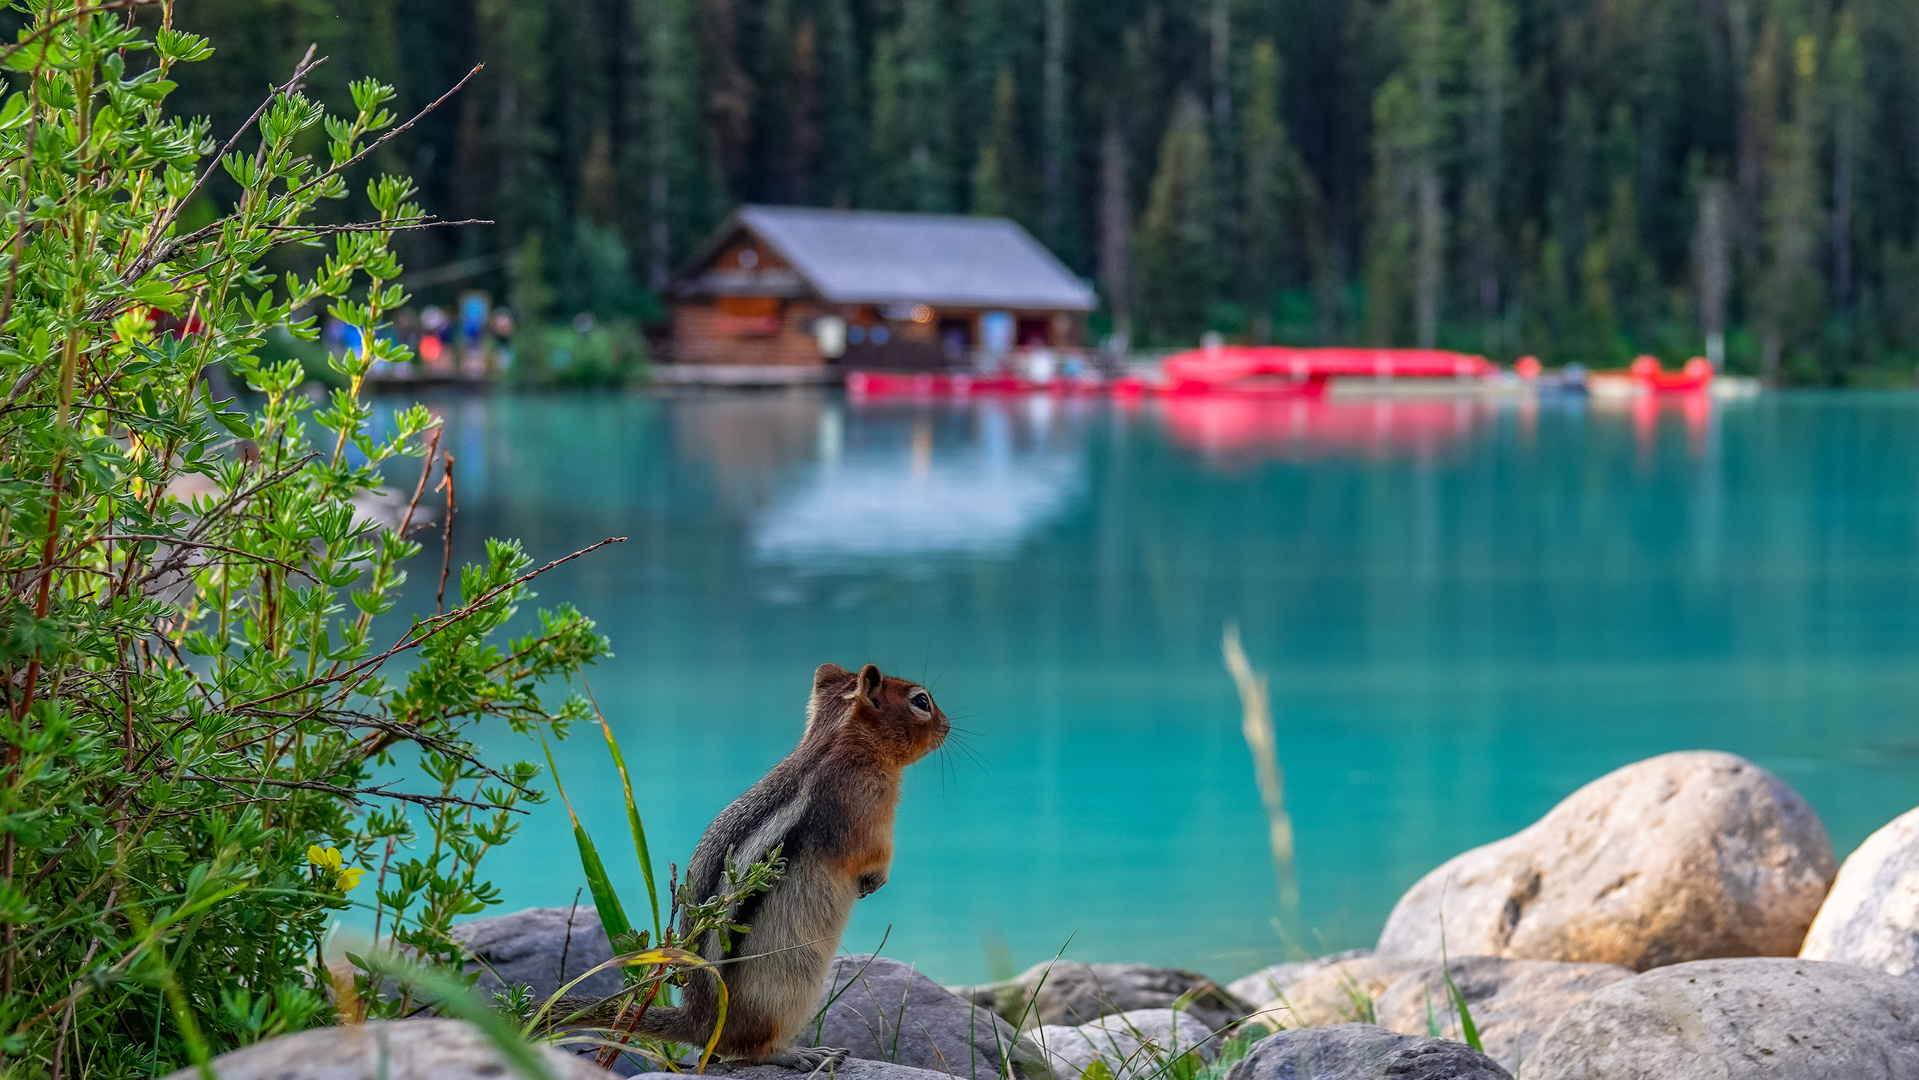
[662,205,1097,384]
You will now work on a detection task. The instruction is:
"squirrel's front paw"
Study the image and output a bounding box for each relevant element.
[767,1046,850,1071]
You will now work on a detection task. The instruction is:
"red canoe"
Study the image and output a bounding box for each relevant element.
[847,371,1032,396]
[1629,356,1713,392]
[1162,346,1499,381]
[847,346,1500,399]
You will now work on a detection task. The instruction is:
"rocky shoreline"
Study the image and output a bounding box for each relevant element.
[174,750,1919,1078]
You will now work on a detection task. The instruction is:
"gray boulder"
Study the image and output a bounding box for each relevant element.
[965,961,1249,1033]
[451,905,621,1001]
[1243,954,1421,1030]
[162,1018,616,1080]
[1801,805,1919,978]
[800,954,1037,1079]
[1029,1008,1215,1080]
[632,1063,957,1080]
[1377,751,1836,971]
[1525,957,1919,1079]
[1371,956,1633,1072]
[1224,1024,1513,1080]
[1227,950,1374,1004]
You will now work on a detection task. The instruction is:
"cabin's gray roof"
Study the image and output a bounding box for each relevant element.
[696,206,1097,311]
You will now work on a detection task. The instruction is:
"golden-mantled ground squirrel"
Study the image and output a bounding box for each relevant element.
[595,662,948,1068]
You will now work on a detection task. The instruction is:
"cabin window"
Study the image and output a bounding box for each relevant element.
[716,296,778,318]
[1017,316,1051,346]
[939,317,972,361]
[714,295,781,336]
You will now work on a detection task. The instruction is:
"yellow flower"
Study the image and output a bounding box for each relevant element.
[307,844,365,891]
[306,844,343,872]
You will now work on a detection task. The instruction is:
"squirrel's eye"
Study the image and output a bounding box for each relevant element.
[910,692,931,712]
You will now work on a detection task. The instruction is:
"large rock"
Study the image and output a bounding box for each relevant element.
[1225,1024,1513,1080]
[1801,805,1919,978]
[1371,956,1633,1071]
[162,1018,616,1080]
[1524,957,1919,1079]
[451,905,621,1001]
[964,961,1249,1033]
[1376,751,1836,971]
[632,1061,960,1080]
[1243,954,1420,1030]
[801,954,1038,1079]
[1226,950,1373,1004]
[1030,1008,1215,1080]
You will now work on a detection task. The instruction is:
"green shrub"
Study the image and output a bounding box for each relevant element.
[0,7,612,1076]
[516,319,648,387]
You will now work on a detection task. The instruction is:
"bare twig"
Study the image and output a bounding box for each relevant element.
[121,45,326,284]
[435,450,455,615]
[182,774,524,813]
[165,214,491,255]
[397,425,442,538]
[2,364,41,409]
[180,455,316,546]
[283,64,483,207]
[231,536,626,711]
[107,535,317,585]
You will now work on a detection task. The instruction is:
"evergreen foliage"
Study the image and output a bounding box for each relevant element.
[0,5,611,1074]
[165,0,1919,378]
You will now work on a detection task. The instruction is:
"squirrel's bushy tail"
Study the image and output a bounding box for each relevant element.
[630,1003,713,1044]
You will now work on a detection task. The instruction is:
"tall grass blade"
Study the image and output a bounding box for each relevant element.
[1222,623,1299,936]
[1437,917,1483,1053]
[590,687,662,943]
[1443,969,1483,1052]
[540,727,633,942]
[1439,963,1483,1052]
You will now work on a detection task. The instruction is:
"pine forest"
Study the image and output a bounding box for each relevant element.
[167,0,1919,382]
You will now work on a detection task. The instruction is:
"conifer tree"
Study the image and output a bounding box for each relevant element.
[866,34,908,209]
[1759,32,1823,381]
[899,0,953,211]
[701,0,757,193]
[816,0,864,207]
[1367,0,1450,347]
[638,0,701,288]
[1461,0,1512,351]
[1136,94,1221,344]
[1041,0,1068,245]
[1827,9,1862,314]
[973,69,1025,220]
[1366,74,1420,345]
[1099,112,1133,343]
[1241,41,1292,344]
[1696,176,1733,366]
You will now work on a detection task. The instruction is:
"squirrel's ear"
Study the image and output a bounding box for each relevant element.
[813,662,850,690]
[856,664,884,702]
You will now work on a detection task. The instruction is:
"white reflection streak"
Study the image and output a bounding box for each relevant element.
[752,444,1082,562]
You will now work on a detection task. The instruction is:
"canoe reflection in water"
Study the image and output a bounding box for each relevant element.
[1154,392,1716,466]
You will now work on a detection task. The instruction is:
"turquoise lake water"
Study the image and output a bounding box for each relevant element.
[383,387,1919,985]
